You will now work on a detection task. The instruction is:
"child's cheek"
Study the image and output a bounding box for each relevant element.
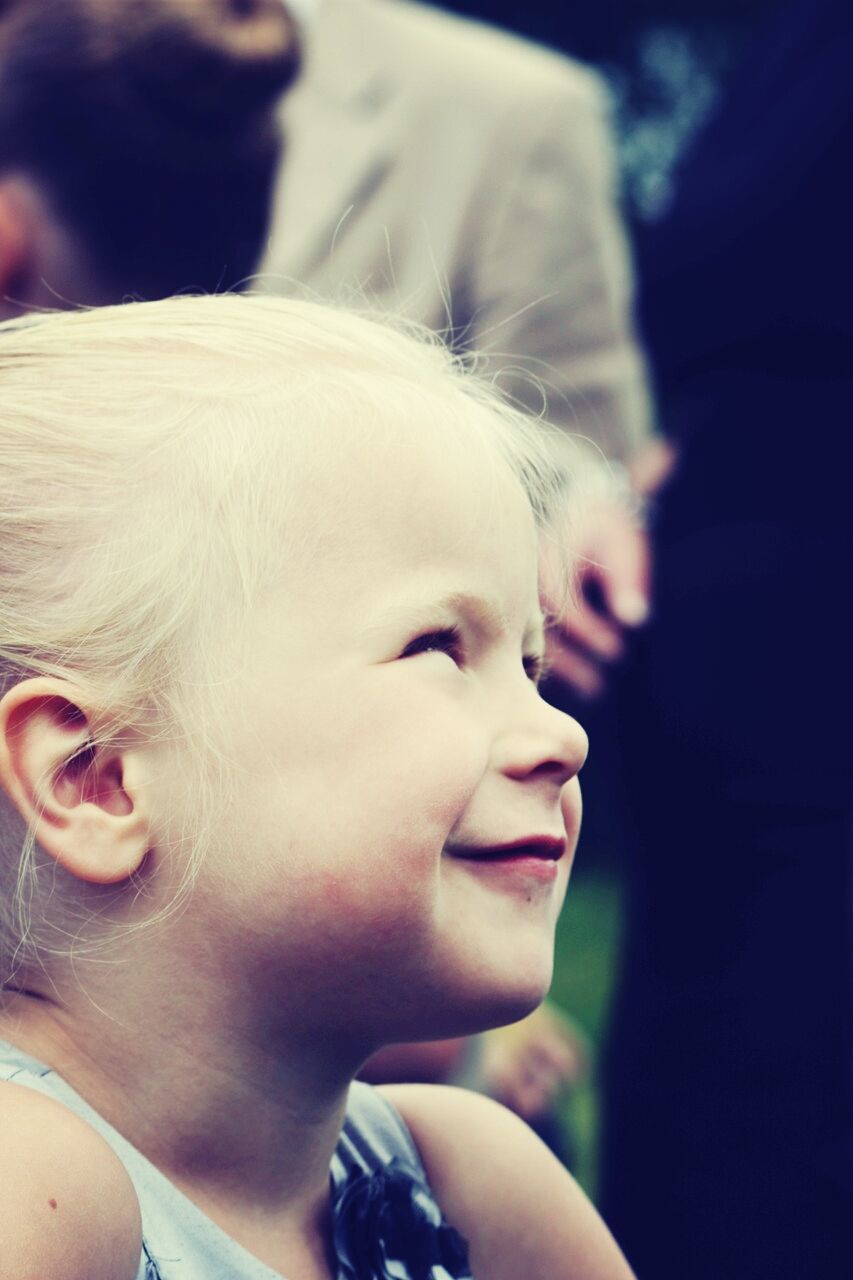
[301,722,489,936]
[374,714,490,853]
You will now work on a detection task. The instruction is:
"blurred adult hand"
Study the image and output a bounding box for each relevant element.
[541,439,676,700]
[543,496,650,700]
[479,1004,589,1122]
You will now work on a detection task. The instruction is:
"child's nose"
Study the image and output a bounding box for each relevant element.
[493,694,589,787]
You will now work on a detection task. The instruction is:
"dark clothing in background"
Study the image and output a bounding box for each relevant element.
[600,1,853,1275]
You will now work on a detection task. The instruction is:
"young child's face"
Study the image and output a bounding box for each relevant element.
[183,411,587,1047]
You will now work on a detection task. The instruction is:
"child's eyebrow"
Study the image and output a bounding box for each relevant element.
[370,590,505,634]
[370,590,545,650]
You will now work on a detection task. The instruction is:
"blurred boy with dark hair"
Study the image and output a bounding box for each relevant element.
[0,0,299,315]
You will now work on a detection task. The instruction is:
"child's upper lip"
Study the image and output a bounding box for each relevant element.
[445,835,566,861]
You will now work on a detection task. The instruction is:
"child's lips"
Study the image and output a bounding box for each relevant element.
[445,836,567,888]
[445,835,567,862]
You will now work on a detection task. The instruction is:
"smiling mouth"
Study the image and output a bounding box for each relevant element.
[447,837,566,863]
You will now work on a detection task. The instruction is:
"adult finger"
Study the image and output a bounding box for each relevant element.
[544,635,605,700]
[594,520,651,628]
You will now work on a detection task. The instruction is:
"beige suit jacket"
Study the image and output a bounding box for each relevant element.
[256,0,650,459]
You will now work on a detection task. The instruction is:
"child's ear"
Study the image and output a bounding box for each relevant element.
[0,678,151,885]
[0,181,34,319]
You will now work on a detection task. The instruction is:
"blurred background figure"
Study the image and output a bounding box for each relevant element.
[0,0,299,317]
[436,0,775,217]
[597,0,853,1275]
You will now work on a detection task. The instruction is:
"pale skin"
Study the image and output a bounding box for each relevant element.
[0,419,634,1279]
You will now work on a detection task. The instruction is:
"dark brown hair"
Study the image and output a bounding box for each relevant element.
[0,0,300,298]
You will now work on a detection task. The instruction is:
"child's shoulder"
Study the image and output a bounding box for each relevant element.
[380,1083,635,1280]
[0,1078,142,1280]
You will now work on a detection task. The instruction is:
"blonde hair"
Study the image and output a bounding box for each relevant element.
[0,293,578,979]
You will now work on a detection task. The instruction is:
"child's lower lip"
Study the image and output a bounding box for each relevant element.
[449,853,561,884]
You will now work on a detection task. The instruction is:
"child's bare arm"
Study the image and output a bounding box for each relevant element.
[382,1083,634,1280]
[0,1081,142,1280]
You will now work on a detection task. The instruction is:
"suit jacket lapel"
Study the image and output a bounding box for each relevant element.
[266,0,402,280]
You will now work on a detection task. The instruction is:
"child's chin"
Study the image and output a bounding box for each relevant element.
[474,986,551,1034]
[447,970,555,1038]
[486,951,556,1014]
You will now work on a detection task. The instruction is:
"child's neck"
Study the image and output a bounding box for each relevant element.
[0,959,358,1229]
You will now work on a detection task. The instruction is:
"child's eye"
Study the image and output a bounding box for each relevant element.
[400,626,464,665]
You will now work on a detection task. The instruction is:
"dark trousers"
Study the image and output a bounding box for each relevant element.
[599,517,853,1279]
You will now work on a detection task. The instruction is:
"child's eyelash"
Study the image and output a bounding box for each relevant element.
[523,653,545,684]
[401,628,546,685]
[401,626,464,661]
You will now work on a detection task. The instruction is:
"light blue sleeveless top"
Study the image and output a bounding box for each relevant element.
[0,1039,474,1280]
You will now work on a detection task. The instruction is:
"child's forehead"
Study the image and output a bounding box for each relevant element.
[281,418,540,629]
[287,404,534,548]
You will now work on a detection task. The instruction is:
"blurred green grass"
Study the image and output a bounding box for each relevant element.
[549,863,623,1196]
